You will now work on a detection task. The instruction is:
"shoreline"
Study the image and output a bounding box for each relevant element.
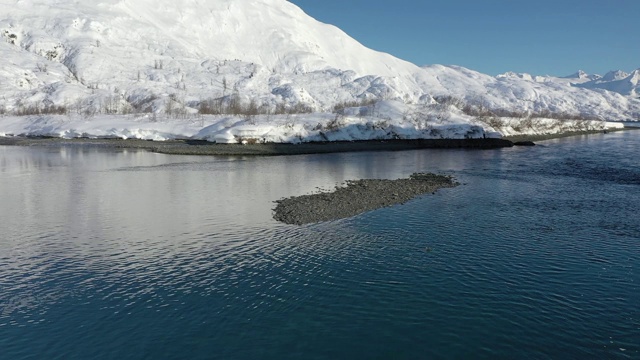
[0,127,636,156]
[273,173,459,225]
[0,137,513,156]
[503,127,635,143]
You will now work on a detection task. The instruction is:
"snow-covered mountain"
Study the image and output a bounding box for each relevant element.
[561,70,602,83]
[575,70,640,97]
[497,69,640,99]
[0,0,425,112]
[0,0,638,141]
[601,70,630,82]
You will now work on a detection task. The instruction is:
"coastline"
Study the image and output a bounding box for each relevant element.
[0,137,513,156]
[0,127,636,156]
[503,127,635,143]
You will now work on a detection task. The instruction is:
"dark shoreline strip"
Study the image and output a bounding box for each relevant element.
[0,137,513,155]
[273,173,459,225]
[153,138,513,155]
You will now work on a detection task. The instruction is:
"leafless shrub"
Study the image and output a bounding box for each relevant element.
[99,95,124,114]
[127,94,158,114]
[519,117,534,130]
[199,96,312,116]
[199,98,224,115]
[324,114,344,131]
[164,96,190,119]
[287,102,314,114]
[371,119,389,130]
[402,109,431,130]
[234,136,261,144]
[478,115,505,129]
[530,109,600,121]
[13,101,68,116]
[433,95,466,109]
[453,97,599,122]
[333,98,377,114]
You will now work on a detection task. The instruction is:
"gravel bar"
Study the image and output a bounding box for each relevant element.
[273,173,459,225]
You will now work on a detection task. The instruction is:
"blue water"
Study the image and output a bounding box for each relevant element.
[1,132,638,359]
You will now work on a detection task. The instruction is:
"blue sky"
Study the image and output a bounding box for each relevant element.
[289,0,639,76]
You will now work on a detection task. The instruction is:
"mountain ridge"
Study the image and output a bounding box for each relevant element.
[575,69,640,97]
[0,0,638,142]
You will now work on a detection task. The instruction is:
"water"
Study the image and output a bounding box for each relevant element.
[1,132,638,359]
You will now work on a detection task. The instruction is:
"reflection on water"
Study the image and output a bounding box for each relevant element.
[0,145,500,241]
[0,132,639,359]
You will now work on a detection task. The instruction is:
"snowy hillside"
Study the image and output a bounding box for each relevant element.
[0,0,638,142]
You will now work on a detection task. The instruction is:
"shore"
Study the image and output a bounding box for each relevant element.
[273,173,459,225]
[0,137,513,156]
[503,127,635,143]
[3,129,633,224]
[1,127,636,156]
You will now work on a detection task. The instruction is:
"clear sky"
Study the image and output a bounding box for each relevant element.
[288,0,639,77]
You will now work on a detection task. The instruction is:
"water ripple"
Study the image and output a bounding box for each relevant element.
[1,133,639,359]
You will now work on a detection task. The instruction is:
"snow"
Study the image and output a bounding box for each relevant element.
[0,0,638,143]
[576,69,640,97]
[561,70,602,82]
[0,100,625,143]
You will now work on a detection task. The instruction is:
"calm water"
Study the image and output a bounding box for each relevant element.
[1,132,638,359]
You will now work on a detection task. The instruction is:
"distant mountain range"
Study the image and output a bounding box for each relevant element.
[573,70,640,97]
[498,69,640,98]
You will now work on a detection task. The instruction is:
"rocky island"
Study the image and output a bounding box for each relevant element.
[273,173,459,225]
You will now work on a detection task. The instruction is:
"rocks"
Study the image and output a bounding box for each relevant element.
[273,173,458,225]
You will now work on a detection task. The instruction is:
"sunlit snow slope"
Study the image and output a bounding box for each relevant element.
[0,0,638,141]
